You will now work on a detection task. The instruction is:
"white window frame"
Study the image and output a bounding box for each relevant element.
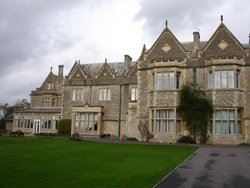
[211,109,241,135]
[98,88,111,101]
[208,70,240,89]
[154,72,180,90]
[72,89,84,101]
[151,109,175,133]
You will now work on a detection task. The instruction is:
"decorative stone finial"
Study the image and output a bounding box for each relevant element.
[105,58,107,63]
[221,15,223,23]
[50,66,53,72]
[78,59,80,64]
[165,20,168,27]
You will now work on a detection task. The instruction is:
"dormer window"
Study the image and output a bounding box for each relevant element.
[43,98,51,107]
[48,83,55,90]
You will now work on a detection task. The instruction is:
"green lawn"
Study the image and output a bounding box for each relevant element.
[0,136,197,188]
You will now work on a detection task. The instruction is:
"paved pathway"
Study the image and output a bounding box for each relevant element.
[155,146,250,188]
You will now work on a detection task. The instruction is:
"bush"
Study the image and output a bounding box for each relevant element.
[58,119,71,135]
[177,135,196,144]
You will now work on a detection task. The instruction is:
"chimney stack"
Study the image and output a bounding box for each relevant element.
[193,31,200,55]
[58,65,64,77]
[249,34,250,45]
[124,55,132,71]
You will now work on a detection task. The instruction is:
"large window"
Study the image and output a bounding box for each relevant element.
[154,72,180,90]
[208,70,240,89]
[211,109,241,135]
[72,89,84,101]
[152,109,175,133]
[77,113,98,132]
[99,88,111,101]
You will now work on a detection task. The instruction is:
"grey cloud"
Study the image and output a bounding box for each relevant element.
[136,0,224,35]
[0,0,94,76]
[135,0,249,42]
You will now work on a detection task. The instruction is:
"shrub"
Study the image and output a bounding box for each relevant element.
[177,135,196,144]
[58,119,71,135]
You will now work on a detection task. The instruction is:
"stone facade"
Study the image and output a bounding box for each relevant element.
[13,17,250,144]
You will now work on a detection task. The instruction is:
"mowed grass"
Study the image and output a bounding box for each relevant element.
[0,136,197,188]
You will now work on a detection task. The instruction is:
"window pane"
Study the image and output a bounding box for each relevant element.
[229,110,235,120]
[156,120,161,132]
[72,89,76,101]
[222,111,227,120]
[215,111,221,120]
[221,71,227,88]
[169,72,175,89]
[214,71,221,88]
[168,110,174,119]
[227,71,234,88]
[107,89,111,100]
[162,111,167,119]
[156,111,161,118]
[215,121,221,134]
[229,121,235,134]
[162,120,167,132]
[168,120,174,132]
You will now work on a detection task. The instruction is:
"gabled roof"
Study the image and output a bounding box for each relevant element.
[40,71,57,90]
[126,62,137,78]
[202,22,245,59]
[146,22,188,62]
[95,62,115,79]
[68,62,88,80]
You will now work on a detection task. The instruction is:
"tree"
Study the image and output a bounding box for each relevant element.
[138,120,153,141]
[0,99,30,130]
[177,83,213,143]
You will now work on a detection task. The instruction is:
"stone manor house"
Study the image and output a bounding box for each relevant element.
[14,16,250,144]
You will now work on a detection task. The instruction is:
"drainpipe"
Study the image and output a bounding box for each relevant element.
[118,84,122,138]
[89,84,92,106]
[193,66,197,84]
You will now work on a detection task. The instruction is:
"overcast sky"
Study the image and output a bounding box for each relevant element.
[0,0,249,105]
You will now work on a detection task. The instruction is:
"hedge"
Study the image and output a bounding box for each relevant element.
[58,119,71,135]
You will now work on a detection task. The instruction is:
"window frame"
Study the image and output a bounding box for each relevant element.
[72,89,84,102]
[208,70,240,89]
[154,71,181,90]
[98,88,111,101]
[151,109,176,133]
[210,109,241,135]
[131,88,138,101]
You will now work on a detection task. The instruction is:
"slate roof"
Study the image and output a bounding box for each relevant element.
[81,61,136,77]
